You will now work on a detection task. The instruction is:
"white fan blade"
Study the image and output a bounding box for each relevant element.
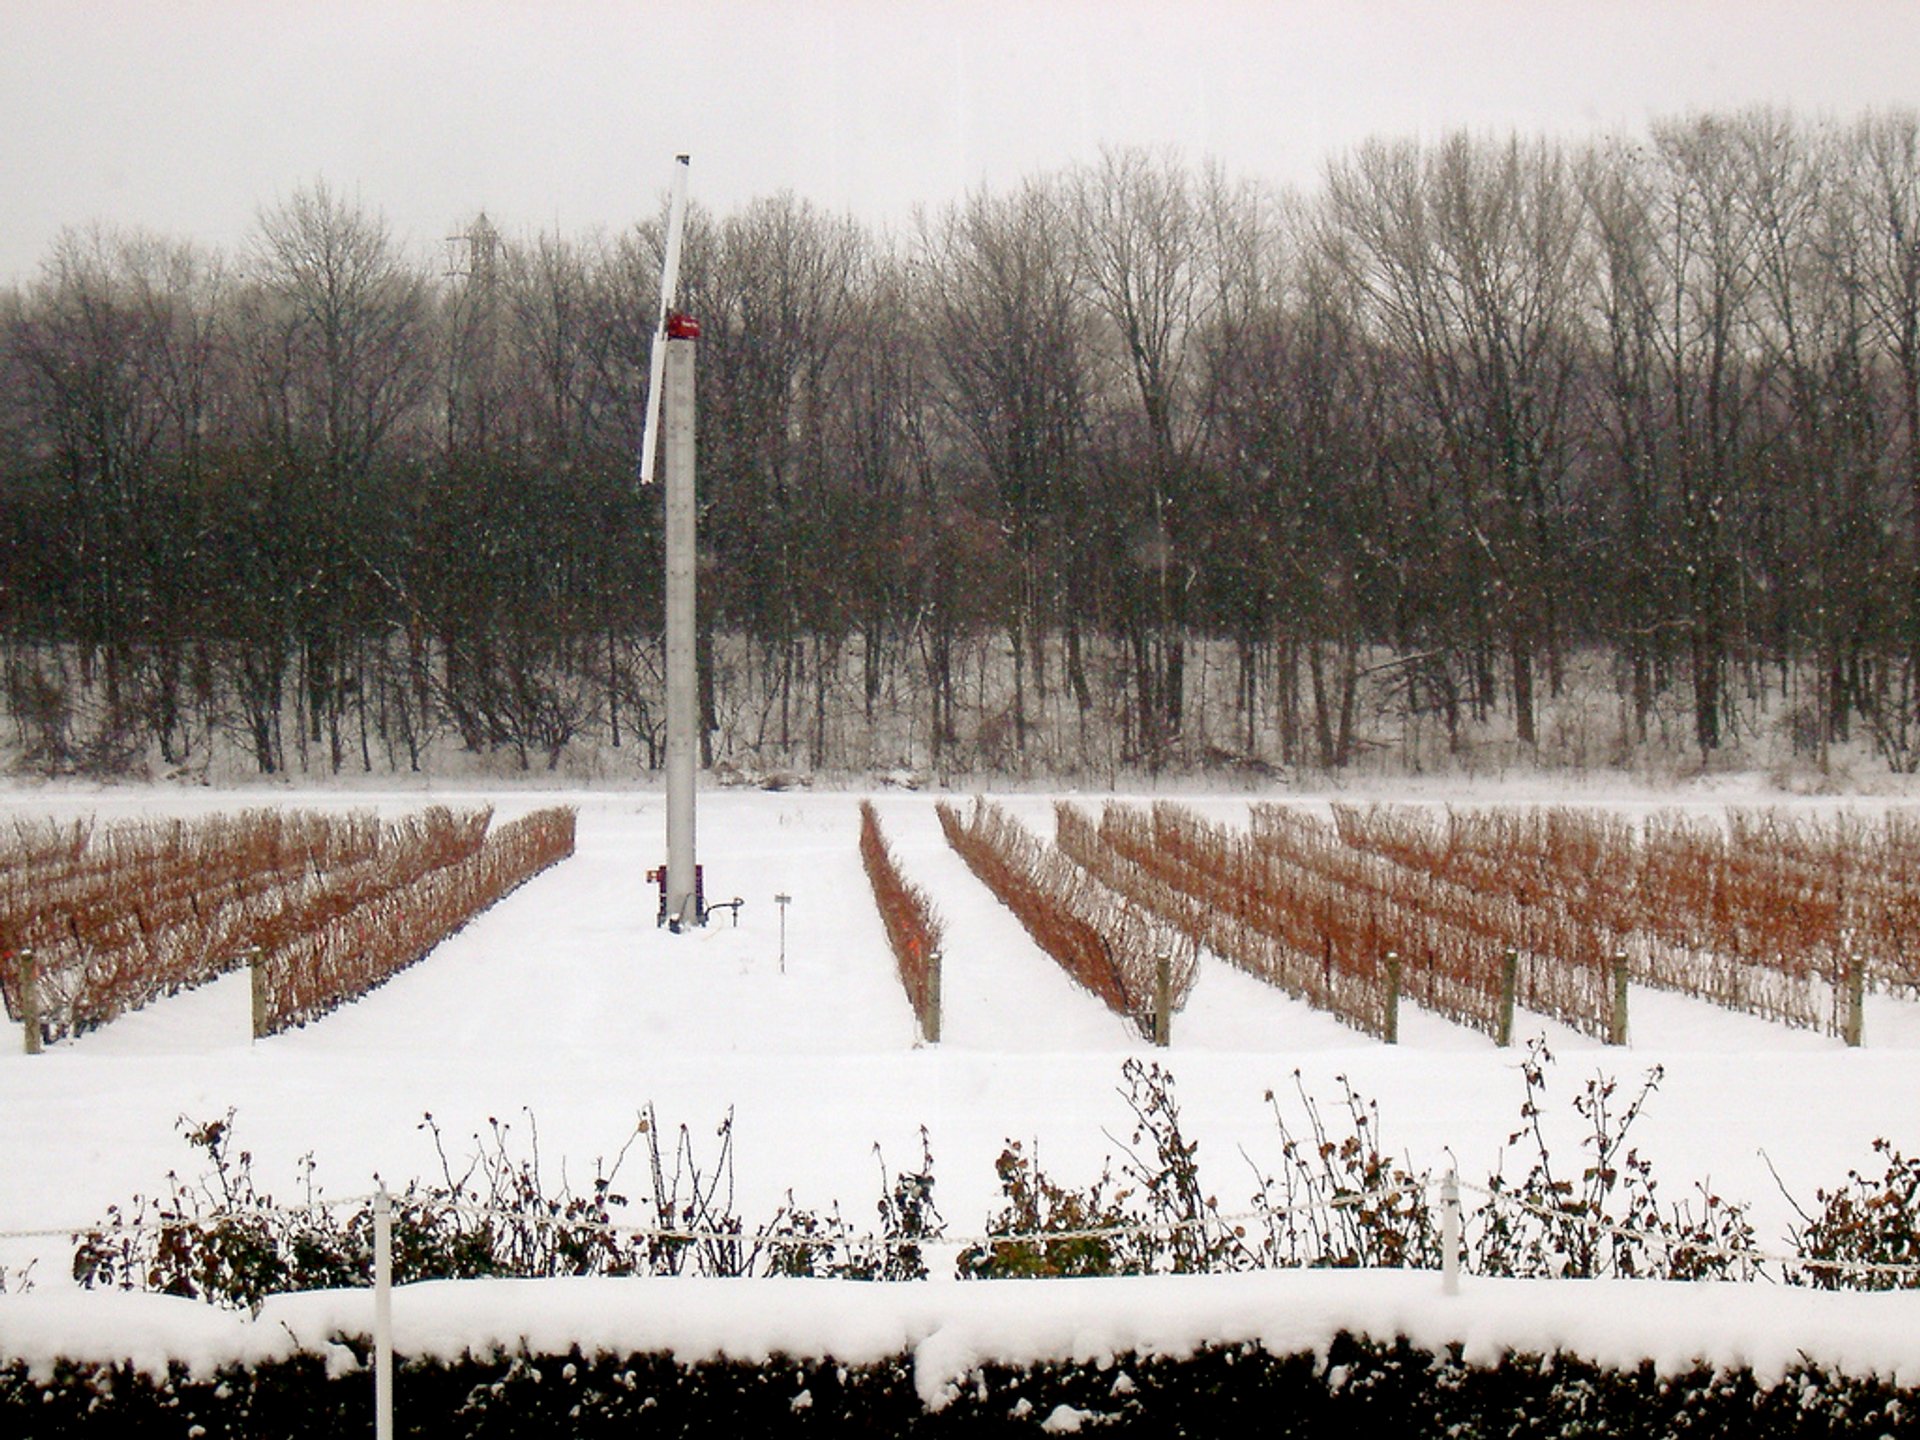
[637,154,690,486]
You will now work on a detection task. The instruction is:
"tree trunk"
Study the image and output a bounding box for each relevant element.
[1308,641,1336,770]
[1511,631,1536,747]
[607,628,621,749]
[1066,619,1092,714]
[1277,636,1300,769]
[1692,603,1723,753]
[1009,620,1028,758]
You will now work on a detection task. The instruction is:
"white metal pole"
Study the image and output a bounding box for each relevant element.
[1441,1168,1461,1296]
[374,1186,393,1440]
[664,333,699,927]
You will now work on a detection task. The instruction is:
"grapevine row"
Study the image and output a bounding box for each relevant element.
[254,807,577,1035]
[937,798,1192,1040]
[1052,802,1388,1038]
[3,807,496,1041]
[858,802,944,1042]
[1116,803,1614,1040]
[1321,805,1895,1034]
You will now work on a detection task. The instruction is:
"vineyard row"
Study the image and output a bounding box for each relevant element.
[4,807,574,1046]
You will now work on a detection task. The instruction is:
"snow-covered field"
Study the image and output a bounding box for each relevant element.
[3,778,1920,1378]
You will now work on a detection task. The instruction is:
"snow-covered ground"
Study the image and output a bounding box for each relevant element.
[3,779,1919,1376]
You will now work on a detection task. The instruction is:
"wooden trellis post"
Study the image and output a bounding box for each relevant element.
[924,948,943,1045]
[1498,948,1518,1047]
[1844,956,1865,1049]
[248,947,269,1041]
[1153,952,1172,1048]
[1384,951,1402,1045]
[1609,952,1630,1046]
[18,950,39,1056]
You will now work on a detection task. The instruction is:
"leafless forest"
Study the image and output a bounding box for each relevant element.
[5,109,1920,779]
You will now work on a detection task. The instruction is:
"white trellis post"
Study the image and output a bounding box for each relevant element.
[775,892,791,973]
[1441,1168,1462,1296]
[374,1186,393,1440]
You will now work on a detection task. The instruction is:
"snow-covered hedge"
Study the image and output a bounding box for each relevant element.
[4,1273,1920,1436]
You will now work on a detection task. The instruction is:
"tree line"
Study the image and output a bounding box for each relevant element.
[4,108,1920,778]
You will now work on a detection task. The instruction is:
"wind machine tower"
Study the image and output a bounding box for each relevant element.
[640,155,705,930]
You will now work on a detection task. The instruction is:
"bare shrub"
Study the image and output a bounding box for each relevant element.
[959,1059,1248,1278]
[74,1101,944,1308]
[1780,1139,1920,1291]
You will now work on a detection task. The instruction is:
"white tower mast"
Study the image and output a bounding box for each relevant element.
[640,156,702,929]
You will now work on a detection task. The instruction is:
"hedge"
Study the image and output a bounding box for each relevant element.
[4,1335,1917,1438]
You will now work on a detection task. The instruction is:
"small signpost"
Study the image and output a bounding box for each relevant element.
[775,892,791,973]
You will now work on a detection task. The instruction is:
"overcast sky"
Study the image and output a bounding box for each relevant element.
[6,0,1920,284]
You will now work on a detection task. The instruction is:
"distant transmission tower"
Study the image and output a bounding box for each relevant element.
[444,211,501,283]
[444,212,504,449]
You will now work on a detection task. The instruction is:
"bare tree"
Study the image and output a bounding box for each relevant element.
[827,242,935,746]
[245,181,430,477]
[1849,110,1920,762]
[1067,148,1221,766]
[1741,113,1893,758]
[698,193,865,759]
[501,228,598,463]
[921,177,1088,764]
[1325,133,1585,747]
[6,227,230,765]
[235,182,432,771]
[1207,201,1392,769]
[1579,138,1673,744]
[1647,115,1767,753]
